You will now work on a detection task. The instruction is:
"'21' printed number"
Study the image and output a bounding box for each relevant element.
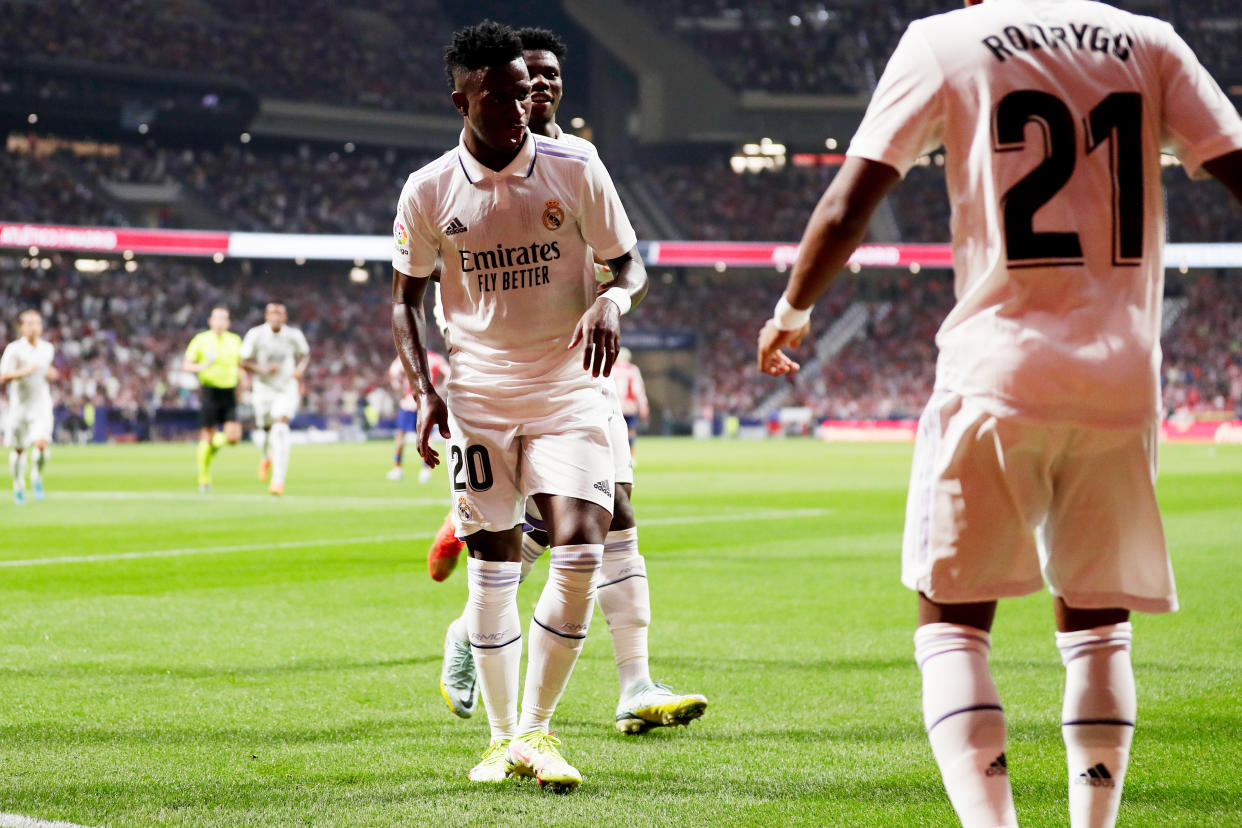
[993,90,1144,267]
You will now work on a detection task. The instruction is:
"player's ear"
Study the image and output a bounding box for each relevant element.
[451,90,469,117]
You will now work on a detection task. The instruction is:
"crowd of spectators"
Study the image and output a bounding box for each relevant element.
[625,0,1240,96]
[0,253,1238,430]
[0,0,455,114]
[2,136,1236,246]
[0,256,438,428]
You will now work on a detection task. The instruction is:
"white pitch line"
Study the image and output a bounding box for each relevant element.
[0,508,832,569]
[0,813,99,828]
[51,491,447,507]
[0,533,432,568]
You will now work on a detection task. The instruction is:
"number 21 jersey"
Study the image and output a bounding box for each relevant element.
[847,0,1242,428]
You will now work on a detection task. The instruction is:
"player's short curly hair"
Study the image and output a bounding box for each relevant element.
[444,20,524,90]
[516,26,567,62]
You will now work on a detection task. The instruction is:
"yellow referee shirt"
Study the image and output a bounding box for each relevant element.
[185,330,243,389]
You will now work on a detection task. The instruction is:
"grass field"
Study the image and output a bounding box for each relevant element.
[1,438,1239,827]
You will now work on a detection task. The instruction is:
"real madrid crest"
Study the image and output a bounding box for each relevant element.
[542,200,564,231]
[456,497,472,522]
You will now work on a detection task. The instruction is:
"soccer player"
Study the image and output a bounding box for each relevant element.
[182,307,243,492]
[431,25,707,738]
[611,346,649,459]
[1,310,58,505]
[758,3,1242,826]
[392,21,647,790]
[240,303,309,496]
[386,349,447,483]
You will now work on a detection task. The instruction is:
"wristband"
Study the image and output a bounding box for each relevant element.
[600,287,632,315]
[772,293,812,331]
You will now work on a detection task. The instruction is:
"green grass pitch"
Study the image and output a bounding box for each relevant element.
[1,439,1239,827]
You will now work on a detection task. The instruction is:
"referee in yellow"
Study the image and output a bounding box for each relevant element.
[182,306,243,492]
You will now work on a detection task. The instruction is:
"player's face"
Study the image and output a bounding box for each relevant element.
[523,49,563,129]
[456,60,531,159]
[20,313,42,340]
[265,304,287,330]
[209,308,230,332]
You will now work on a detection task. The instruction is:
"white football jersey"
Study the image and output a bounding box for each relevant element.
[393,130,636,421]
[240,324,309,392]
[1,337,55,408]
[848,0,1242,428]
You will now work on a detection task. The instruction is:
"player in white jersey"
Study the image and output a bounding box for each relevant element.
[1,310,58,505]
[430,26,707,739]
[240,303,309,496]
[757,3,1242,827]
[391,21,648,792]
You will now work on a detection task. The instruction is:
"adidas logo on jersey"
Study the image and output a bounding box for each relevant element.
[1075,763,1115,787]
[985,753,1008,777]
[444,217,468,236]
[593,480,612,498]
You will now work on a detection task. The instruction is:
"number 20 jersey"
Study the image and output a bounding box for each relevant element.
[847,0,1242,428]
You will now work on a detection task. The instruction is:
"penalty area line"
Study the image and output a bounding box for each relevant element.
[0,813,100,828]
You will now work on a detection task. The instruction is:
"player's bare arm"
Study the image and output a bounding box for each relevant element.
[758,156,901,376]
[0,362,39,383]
[240,358,278,377]
[292,353,309,381]
[391,268,450,466]
[1203,149,1242,205]
[181,354,211,374]
[574,246,648,378]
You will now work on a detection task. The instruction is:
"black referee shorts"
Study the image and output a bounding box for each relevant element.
[199,385,238,428]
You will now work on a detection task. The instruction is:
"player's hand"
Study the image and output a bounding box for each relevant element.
[264,364,280,376]
[757,318,809,376]
[570,296,621,377]
[415,391,450,467]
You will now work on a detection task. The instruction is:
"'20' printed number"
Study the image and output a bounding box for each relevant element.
[451,444,494,492]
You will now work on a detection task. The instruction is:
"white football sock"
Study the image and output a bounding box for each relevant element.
[915,623,1018,828]
[466,558,523,742]
[518,532,545,584]
[270,422,291,485]
[1058,623,1135,828]
[448,611,469,644]
[30,446,46,483]
[258,428,270,457]
[595,527,652,696]
[516,544,601,735]
[9,450,25,492]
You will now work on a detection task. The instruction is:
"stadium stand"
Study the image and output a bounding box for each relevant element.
[0,0,455,113]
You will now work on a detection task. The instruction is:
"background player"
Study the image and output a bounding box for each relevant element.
[387,349,447,483]
[759,2,1242,826]
[1,310,58,505]
[431,25,707,737]
[182,307,243,493]
[392,21,648,791]
[611,347,648,461]
[240,302,309,496]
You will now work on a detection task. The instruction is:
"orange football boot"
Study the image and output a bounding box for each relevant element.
[428,513,465,581]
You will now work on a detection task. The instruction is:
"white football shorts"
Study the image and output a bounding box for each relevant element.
[902,391,1176,614]
[4,401,53,448]
[605,386,634,487]
[252,383,300,427]
[447,388,615,536]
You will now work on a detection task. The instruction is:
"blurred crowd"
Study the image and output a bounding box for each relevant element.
[0,255,1238,427]
[3,140,1236,246]
[627,0,1239,96]
[0,0,454,114]
[0,257,441,424]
